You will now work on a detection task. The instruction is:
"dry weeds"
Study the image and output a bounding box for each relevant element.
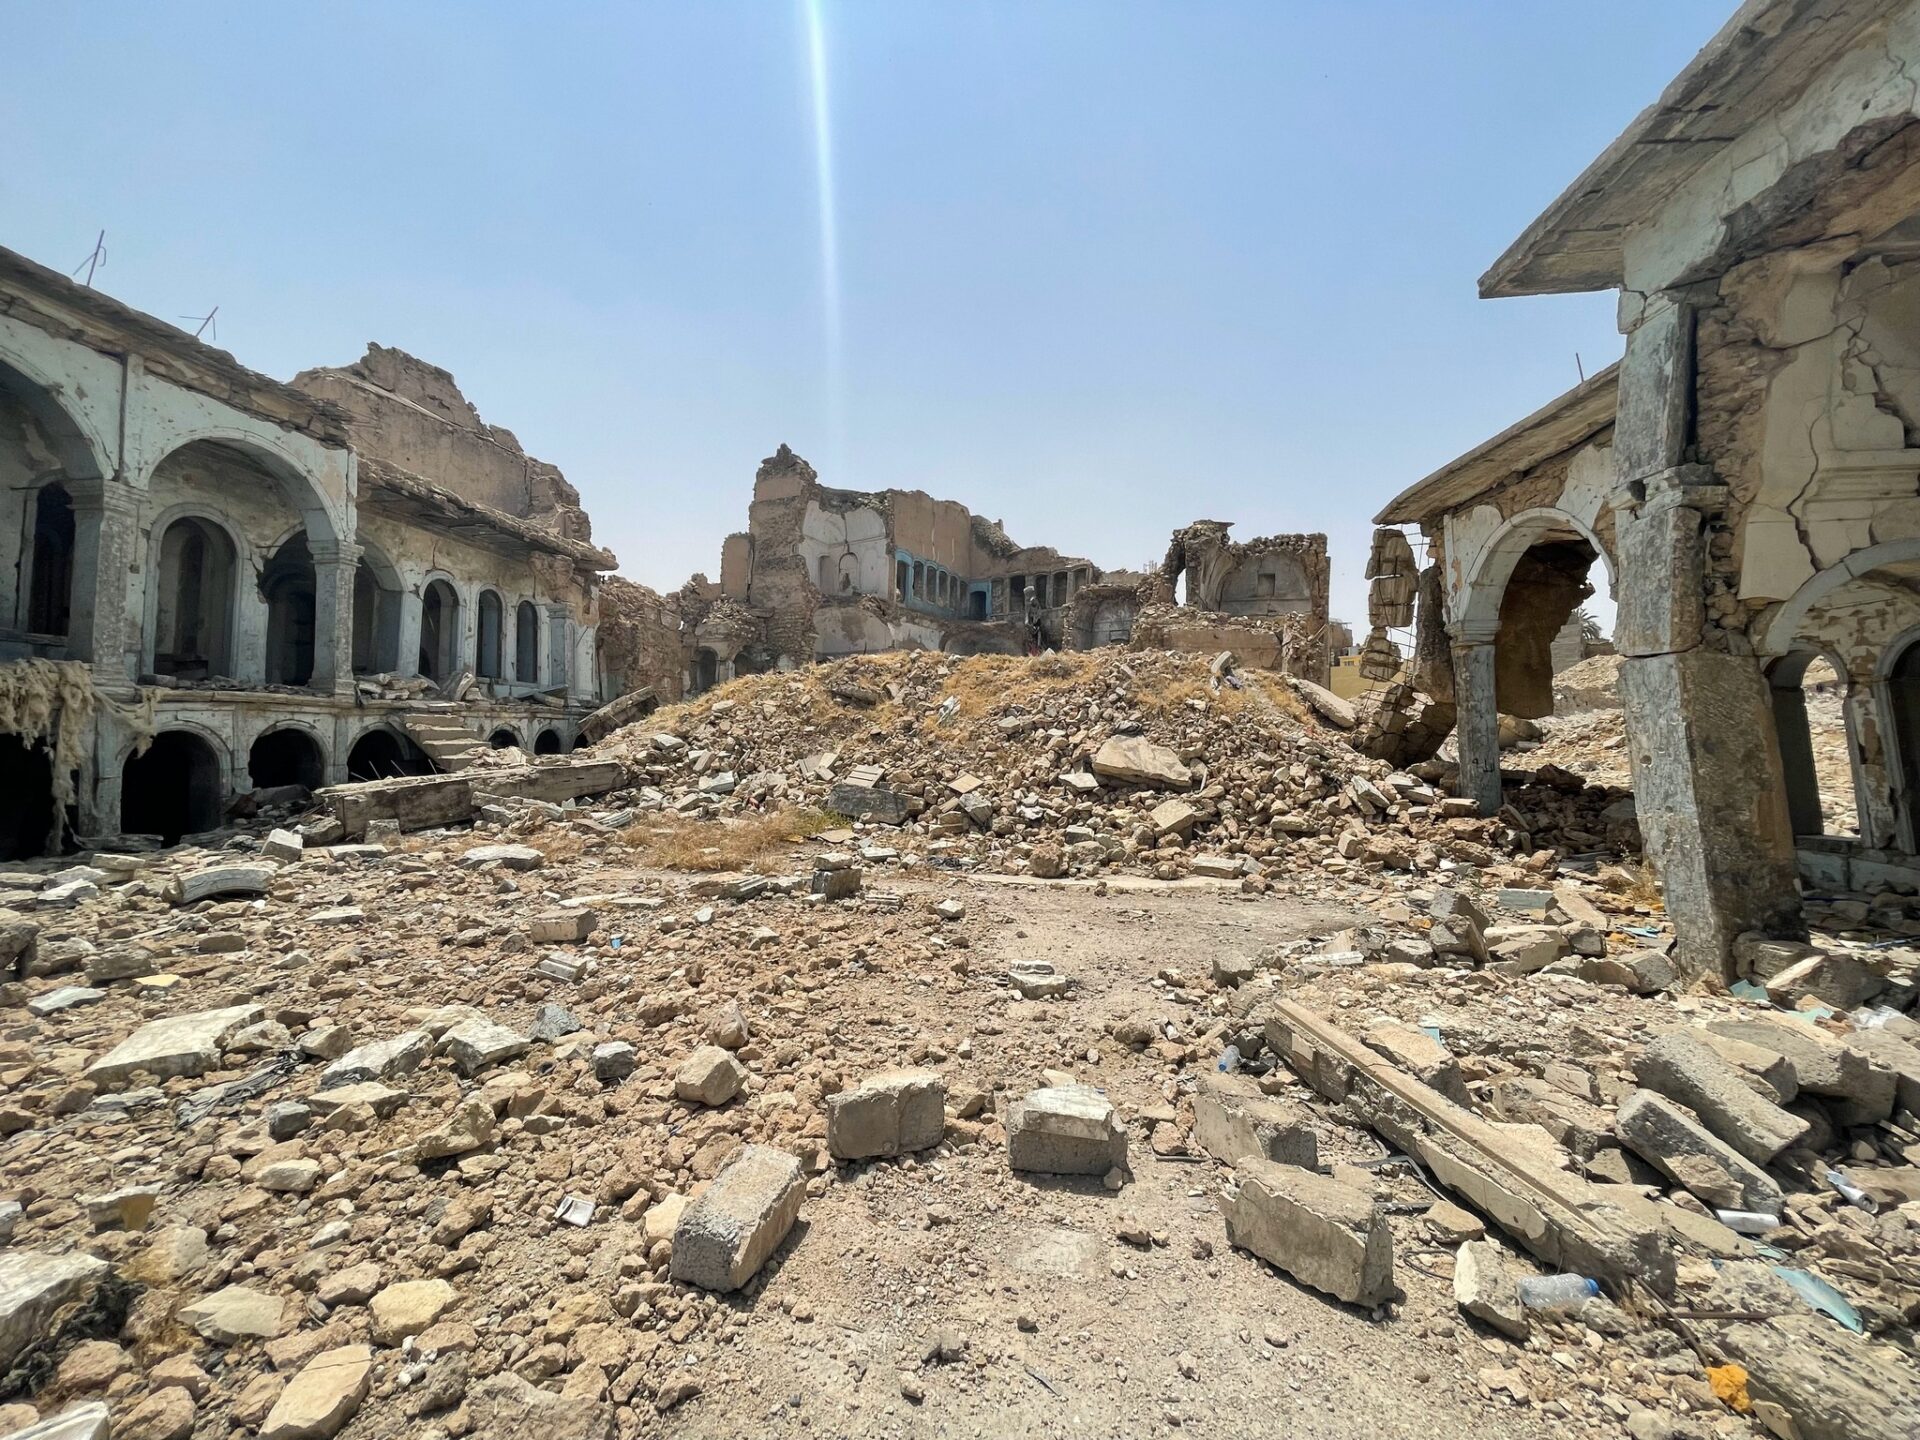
[618,808,837,872]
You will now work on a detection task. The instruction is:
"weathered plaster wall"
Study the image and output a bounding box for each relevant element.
[801,500,890,597]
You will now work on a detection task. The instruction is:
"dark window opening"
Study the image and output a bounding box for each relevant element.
[0,735,57,860]
[352,558,401,674]
[122,731,223,844]
[27,483,75,638]
[261,530,317,687]
[534,728,563,755]
[419,580,459,682]
[488,728,520,750]
[515,602,538,684]
[346,728,436,782]
[155,517,236,680]
[477,590,504,680]
[248,728,325,792]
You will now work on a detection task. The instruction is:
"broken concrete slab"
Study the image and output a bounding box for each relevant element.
[670,1144,804,1293]
[824,783,911,825]
[0,1251,109,1370]
[1705,1016,1896,1125]
[1263,1001,1674,1296]
[1006,1086,1128,1176]
[315,759,627,839]
[826,1070,946,1161]
[1453,1238,1528,1339]
[1091,735,1191,790]
[1221,1159,1393,1306]
[4,1403,110,1440]
[1762,949,1885,1010]
[439,1018,530,1076]
[1361,1020,1467,1103]
[179,1284,289,1343]
[319,1031,430,1089]
[1007,959,1070,999]
[259,1342,372,1440]
[1191,1070,1318,1169]
[1634,1031,1809,1164]
[1482,1077,1616,1161]
[1614,1090,1782,1212]
[166,863,278,906]
[85,1004,265,1090]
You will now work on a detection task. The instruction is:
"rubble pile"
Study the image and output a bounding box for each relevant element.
[594,649,1642,882]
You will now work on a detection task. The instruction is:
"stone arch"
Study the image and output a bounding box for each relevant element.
[247,723,327,792]
[120,726,230,843]
[515,600,540,684]
[1765,649,1855,839]
[1755,538,1920,658]
[345,723,435,782]
[146,507,244,680]
[139,429,342,545]
[418,575,462,683]
[0,350,112,482]
[1454,506,1616,633]
[534,727,564,755]
[487,725,524,750]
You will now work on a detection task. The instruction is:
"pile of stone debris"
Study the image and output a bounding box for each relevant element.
[594,649,1641,883]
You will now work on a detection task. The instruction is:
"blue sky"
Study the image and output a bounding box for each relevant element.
[4,2,1732,628]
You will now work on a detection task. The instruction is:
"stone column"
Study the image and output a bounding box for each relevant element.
[397,589,424,679]
[1450,621,1501,815]
[545,604,572,691]
[64,478,142,691]
[1613,293,1801,983]
[308,538,360,696]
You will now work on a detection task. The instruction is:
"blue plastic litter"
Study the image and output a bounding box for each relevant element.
[1769,1265,1864,1333]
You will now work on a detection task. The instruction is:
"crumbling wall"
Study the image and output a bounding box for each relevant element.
[595,575,685,704]
[1494,540,1596,718]
[293,344,593,542]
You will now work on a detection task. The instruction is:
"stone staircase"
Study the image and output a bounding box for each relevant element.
[400,710,488,773]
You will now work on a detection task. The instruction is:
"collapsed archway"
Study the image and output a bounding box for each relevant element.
[122,731,224,844]
[248,727,326,792]
[346,727,436,782]
[0,736,57,860]
[488,727,521,750]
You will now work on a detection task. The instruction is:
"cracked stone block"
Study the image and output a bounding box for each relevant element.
[1634,1031,1810,1164]
[1615,1090,1782,1213]
[0,1251,109,1370]
[1222,1160,1393,1306]
[319,1031,431,1089]
[826,1070,946,1160]
[1191,1070,1318,1169]
[85,1005,265,1090]
[670,1145,804,1293]
[1005,1086,1127,1176]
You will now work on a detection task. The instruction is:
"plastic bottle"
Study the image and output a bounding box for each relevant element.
[1516,1275,1599,1310]
[1217,1045,1242,1074]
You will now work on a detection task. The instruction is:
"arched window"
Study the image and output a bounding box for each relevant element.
[352,549,402,675]
[261,530,317,687]
[419,580,460,682]
[476,590,504,680]
[155,517,237,680]
[27,483,75,638]
[516,601,539,684]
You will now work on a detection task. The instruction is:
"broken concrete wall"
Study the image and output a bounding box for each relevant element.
[595,575,685,705]
[293,344,593,543]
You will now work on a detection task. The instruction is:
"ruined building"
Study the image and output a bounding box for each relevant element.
[682,444,1106,686]
[1373,0,1920,981]
[0,248,624,856]
[679,447,1334,691]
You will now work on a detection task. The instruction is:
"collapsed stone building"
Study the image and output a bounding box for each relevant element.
[679,445,1333,690]
[0,249,630,857]
[1371,0,1920,982]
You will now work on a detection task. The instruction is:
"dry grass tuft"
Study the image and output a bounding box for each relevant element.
[618,808,837,872]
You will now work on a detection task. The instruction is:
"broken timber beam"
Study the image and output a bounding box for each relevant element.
[1262,1000,1675,1298]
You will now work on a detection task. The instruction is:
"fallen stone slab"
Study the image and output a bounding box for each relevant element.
[1482,1077,1615,1161]
[319,1031,430,1089]
[1614,1090,1782,1212]
[1362,1021,1467,1104]
[670,1144,804,1293]
[1705,1016,1896,1125]
[826,1070,946,1160]
[1453,1238,1528,1339]
[86,1004,265,1090]
[458,844,544,871]
[1576,949,1675,994]
[1845,1027,1920,1118]
[1092,734,1190,790]
[315,759,627,838]
[1762,949,1885,1010]
[1263,1001,1674,1296]
[1222,1159,1393,1306]
[1634,1031,1809,1165]
[259,1342,372,1440]
[307,1082,404,1119]
[467,1372,615,1440]
[165,863,278,906]
[439,1018,530,1076]
[1006,1086,1127,1176]
[1287,677,1356,729]
[0,1251,109,1370]
[1679,1261,1920,1440]
[1191,1070,1318,1169]
[5,1404,111,1440]
[824,783,911,825]
[529,909,595,943]
[1693,1029,1798,1102]
[27,986,103,1017]
[369,1279,456,1345]
[1007,959,1070,999]
[179,1284,288,1343]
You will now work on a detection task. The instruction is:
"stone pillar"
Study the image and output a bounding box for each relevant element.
[308,538,360,696]
[1450,623,1501,815]
[545,604,571,691]
[397,589,424,679]
[64,478,142,691]
[1613,292,1801,983]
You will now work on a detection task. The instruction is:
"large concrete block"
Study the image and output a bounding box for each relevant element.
[1005,1086,1127,1176]
[1221,1160,1393,1306]
[1091,735,1191,789]
[0,1252,108,1370]
[85,1005,264,1090]
[1361,1021,1467,1103]
[1615,1090,1782,1212]
[1705,1016,1896,1125]
[1634,1031,1809,1164]
[1191,1070,1318,1169]
[825,1070,945,1160]
[670,1145,804,1293]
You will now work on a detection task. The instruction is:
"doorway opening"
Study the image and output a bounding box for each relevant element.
[248,728,326,792]
[122,731,223,843]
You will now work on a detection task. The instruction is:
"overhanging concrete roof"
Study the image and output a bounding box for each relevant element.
[1480,0,1904,298]
[1374,362,1618,526]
